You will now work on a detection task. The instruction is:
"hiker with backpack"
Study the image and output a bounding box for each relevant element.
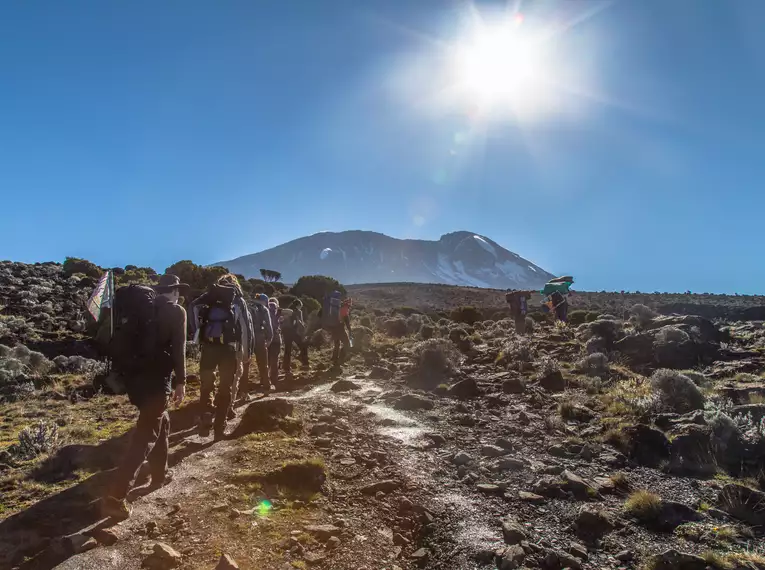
[506,289,532,334]
[101,274,189,520]
[321,291,352,367]
[189,274,253,440]
[282,299,309,374]
[267,297,282,387]
[247,293,274,394]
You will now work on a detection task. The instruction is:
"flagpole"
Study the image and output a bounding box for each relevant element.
[109,270,114,339]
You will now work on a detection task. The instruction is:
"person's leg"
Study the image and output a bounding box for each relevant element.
[299,337,309,368]
[515,315,525,335]
[254,340,270,390]
[199,345,216,414]
[214,347,237,438]
[282,334,293,374]
[331,327,341,364]
[146,407,170,484]
[269,340,281,385]
[338,327,350,363]
[108,392,167,501]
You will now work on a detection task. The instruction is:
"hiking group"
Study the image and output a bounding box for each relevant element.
[100,272,353,519]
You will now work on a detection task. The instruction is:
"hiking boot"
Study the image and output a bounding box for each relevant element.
[101,496,132,520]
[227,408,236,421]
[260,384,271,395]
[213,426,227,442]
[149,469,174,489]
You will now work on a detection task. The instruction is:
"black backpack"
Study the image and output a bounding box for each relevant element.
[200,284,240,345]
[110,285,159,375]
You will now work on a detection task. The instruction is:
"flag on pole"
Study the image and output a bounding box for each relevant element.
[87,270,114,322]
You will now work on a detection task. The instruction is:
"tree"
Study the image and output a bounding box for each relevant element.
[260,269,282,283]
[165,260,228,296]
[63,257,102,279]
[290,275,346,302]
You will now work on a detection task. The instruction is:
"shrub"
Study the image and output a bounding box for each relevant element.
[351,326,374,350]
[383,318,409,338]
[9,420,60,460]
[450,306,483,326]
[568,310,589,326]
[448,327,471,351]
[537,356,560,377]
[165,260,228,295]
[585,312,601,323]
[624,490,663,522]
[655,326,690,344]
[301,296,321,316]
[629,304,657,329]
[360,316,372,328]
[290,275,346,302]
[497,337,535,367]
[577,352,609,377]
[412,339,460,380]
[419,324,435,340]
[63,257,102,279]
[651,369,705,413]
[393,306,421,317]
[406,314,424,335]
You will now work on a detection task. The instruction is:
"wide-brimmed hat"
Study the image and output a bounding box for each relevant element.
[154,274,190,293]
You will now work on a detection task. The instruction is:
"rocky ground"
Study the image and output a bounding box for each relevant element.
[1,262,765,570]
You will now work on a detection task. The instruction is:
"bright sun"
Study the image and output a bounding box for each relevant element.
[453,15,553,117]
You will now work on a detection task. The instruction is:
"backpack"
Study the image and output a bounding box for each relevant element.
[110,285,158,375]
[321,291,342,329]
[200,284,239,345]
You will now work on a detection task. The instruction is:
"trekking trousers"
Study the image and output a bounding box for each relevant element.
[283,331,309,372]
[199,343,237,432]
[330,326,350,365]
[269,338,281,385]
[110,391,170,499]
[514,314,526,335]
[253,339,270,389]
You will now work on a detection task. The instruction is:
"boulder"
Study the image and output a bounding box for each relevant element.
[142,543,182,570]
[303,524,342,541]
[452,451,473,465]
[394,394,435,411]
[502,378,526,394]
[497,544,526,570]
[360,480,400,495]
[233,398,294,436]
[215,554,240,569]
[447,378,482,399]
[539,370,565,392]
[573,505,614,541]
[668,424,716,474]
[623,424,670,467]
[481,445,508,458]
[718,484,765,526]
[330,379,360,393]
[501,520,527,545]
[646,549,707,570]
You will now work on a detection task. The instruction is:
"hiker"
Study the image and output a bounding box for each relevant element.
[282,298,309,374]
[268,297,282,387]
[506,289,532,334]
[189,274,252,440]
[248,293,274,393]
[551,290,568,323]
[321,291,352,367]
[101,274,189,519]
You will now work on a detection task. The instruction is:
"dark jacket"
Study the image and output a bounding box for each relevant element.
[128,295,186,405]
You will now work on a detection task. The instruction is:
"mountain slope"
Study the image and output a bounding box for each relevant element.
[216,230,555,289]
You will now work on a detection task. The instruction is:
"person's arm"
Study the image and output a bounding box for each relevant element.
[187,293,207,340]
[234,298,249,363]
[263,308,274,345]
[171,305,187,387]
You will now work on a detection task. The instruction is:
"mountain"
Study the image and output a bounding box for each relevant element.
[216,231,555,289]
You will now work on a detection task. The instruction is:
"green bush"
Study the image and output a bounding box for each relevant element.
[450,306,483,326]
[165,260,228,296]
[585,311,601,323]
[301,297,321,316]
[383,318,409,338]
[63,257,102,279]
[393,306,422,317]
[290,275,346,302]
[420,324,435,340]
[568,310,588,326]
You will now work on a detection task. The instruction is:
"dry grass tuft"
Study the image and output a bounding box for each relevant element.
[624,489,662,521]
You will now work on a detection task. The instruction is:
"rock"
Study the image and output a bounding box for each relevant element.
[215,554,240,569]
[448,378,481,399]
[518,491,546,504]
[477,483,501,494]
[542,549,582,570]
[495,457,527,472]
[498,544,527,570]
[326,536,341,549]
[452,451,473,465]
[304,552,327,566]
[501,520,527,545]
[495,437,515,451]
[668,424,716,474]
[90,528,118,546]
[360,480,400,495]
[719,484,765,526]
[369,365,392,379]
[233,398,294,436]
[481,445,508,458]
[567,542,588,561]
[394,394,435,411]
[615,550,634,562]
[646,549,707,570]
[539,370,565,392]
[63,533,97,554]
[142,543,182,570]
[623,424,671,467]
[410,547,430,566]
[393,533,410,546]
[425,433,446,447]
[303,524,342,541]
[656,501,701,530]
[502,378,526,394]
[560,470,599,499]
[310,423,333,436]
[573,505,614,541]
[331,379,360,393]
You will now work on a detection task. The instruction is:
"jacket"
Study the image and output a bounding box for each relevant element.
[189,290,253,363]
[250,303,273,347]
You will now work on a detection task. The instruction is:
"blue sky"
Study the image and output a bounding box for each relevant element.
[1,0,764,294]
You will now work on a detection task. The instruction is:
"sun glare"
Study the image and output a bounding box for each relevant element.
[452,15,553,118]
